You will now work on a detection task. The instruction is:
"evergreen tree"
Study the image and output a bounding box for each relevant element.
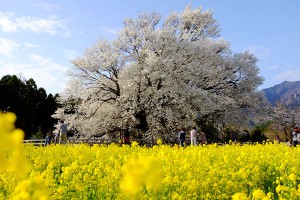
[0,75,58,139]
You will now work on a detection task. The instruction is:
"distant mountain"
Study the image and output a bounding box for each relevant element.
[262,81,300,107]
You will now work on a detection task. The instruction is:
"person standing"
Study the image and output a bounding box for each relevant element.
[190,127,197,146]
[297,128,300,145]
[275,134,281,143]
[178,128,186,147]
[200,129,207,145]
[292,127,299,147]
[123,129,131,145]
[59,120,68,145]
[44,129,53,146]
[54,130,60,145]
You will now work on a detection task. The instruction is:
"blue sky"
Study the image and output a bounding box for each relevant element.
[0,0,299,94]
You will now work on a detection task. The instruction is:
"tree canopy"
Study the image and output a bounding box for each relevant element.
[55,6,264,139]
[0,75,58,139]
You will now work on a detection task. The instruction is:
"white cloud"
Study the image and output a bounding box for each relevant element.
[100,26,119,35]
[0,37,19,57]
[0,12,17,32]
[30,54,52,65]
[63,49,78,60]
[0,54,68,94]
[61,29,78,38]
[275,69,300,82]
[245,45,271,60]
[23,42,39,48]
[0,12,69,36]
[33,3,61,10]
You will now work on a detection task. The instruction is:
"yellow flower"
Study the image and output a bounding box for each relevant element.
[157,139,162,145]
[232,193,249,200]
[131,141,139,148]
[276,185,289,193]
[289,173,297,182]
[1,133,300,199]
[11,175,50,200]
[120,156,161,198]
[267,192,274,199]
[252,189,266,199]
[0,112,29,174]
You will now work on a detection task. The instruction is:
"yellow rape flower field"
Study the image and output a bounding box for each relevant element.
[2,113,300,199]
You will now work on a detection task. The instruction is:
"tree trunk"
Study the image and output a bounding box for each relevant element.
[134,110,149,133]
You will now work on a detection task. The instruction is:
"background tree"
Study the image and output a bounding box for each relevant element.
[268,102,300,141]
[0,75,58,139]
[56,6,263,140]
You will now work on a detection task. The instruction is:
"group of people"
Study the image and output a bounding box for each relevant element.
[273,127,300,147]
[178,127,207,147]
[43,123,300,147]
[44,120,68,146]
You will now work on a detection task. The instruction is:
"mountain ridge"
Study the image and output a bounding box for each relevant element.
[262,81,300,107]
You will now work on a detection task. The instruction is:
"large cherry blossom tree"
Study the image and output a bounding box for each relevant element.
[54,6,263,139]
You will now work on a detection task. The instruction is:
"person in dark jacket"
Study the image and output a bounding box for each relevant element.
[123,129,131,145]
[178,128,186,147]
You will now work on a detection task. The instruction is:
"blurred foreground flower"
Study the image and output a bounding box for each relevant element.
[11,175,50,200]
[120,156,162,199]
[0,112,29,173]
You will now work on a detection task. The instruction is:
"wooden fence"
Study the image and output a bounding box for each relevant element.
[23,138,157,146]
[23,138,242,147]
[23,139,46,146]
